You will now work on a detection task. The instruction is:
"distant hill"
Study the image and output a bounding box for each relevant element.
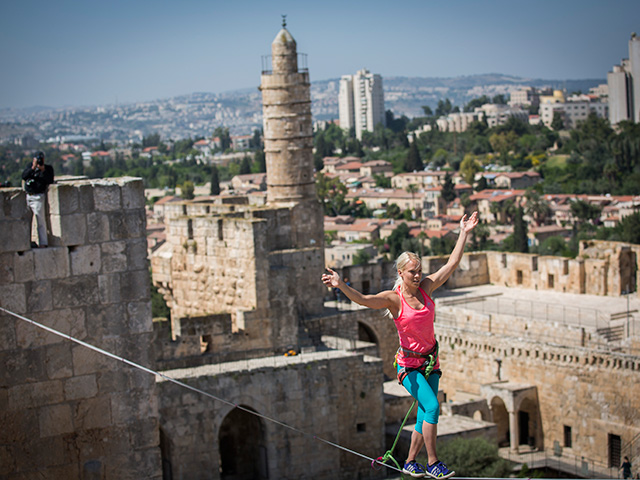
[0,73,606,141]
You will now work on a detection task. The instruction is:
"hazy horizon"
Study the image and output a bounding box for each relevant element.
[1,0,638,110]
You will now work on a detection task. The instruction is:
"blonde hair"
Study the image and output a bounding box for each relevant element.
[392,251,421,292]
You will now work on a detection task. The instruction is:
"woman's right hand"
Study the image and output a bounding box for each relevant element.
[321,268,341,288]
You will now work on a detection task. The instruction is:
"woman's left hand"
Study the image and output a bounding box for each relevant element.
[460,211,479,233]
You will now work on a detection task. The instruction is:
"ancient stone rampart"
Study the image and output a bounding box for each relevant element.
[152,199,325,356]
[0,180,161,479]
[436,317,640,468]
[156,351,385,480]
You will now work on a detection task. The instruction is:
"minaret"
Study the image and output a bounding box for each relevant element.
[260,17,315,205]
[259,18,325,318]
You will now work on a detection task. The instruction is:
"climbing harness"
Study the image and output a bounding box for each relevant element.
[0,306,404,475]
[374,341,439,471]
[395,340,439,384]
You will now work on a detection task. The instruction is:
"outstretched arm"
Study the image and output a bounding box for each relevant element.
[322,268,399,313]
[421,211,478,296]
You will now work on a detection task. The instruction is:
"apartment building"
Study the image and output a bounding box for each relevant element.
[608,33,640,125]
[539,94,608,129]
[339,68,386,139]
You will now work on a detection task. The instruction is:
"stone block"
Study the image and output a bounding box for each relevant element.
[127,238,150,271]
[127,302,153,334]
[121,270,150,302]
[85,303,126,337]
[97,370,131,394]
[0,188,28,219]
[26,280,53,312]
[110,209,146,241]
[75,182,95,211]
[75,396,112,430]
[16,309,86,348]
[120,178,146,210]
[101,241,127,273]
[64,374,98,401]
[0,218,31,253]
[93,182,122,212]
[47,183,80,215]
[33,246,70,280]
[49,213,87,247]
[70,244,101,275]
[110,390,156,425]
[98,273,121,304]
[0,283,26,314]
[0,252,14,284]
[8,380,64,410]
[52,276,99,308]
[14,250,35,282]
[72,344,115,375]
[45,343,73,380]
[39,403,74,437]
[87,211,110,244]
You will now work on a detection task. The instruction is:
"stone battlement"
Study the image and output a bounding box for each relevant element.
[0,178,161,479]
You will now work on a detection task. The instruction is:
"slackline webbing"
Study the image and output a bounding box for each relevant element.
[0,306,401,474]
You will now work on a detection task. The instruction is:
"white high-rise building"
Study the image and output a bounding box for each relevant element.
[608,33,640,125]
[338,69,385,139]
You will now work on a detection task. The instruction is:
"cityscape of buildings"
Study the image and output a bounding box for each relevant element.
[1,19,639,480]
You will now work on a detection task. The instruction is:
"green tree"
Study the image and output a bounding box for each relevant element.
[421,105,433,116]
[406,183,419,218]
[353,249,372,266]
[316,172,348,216]
[570,198,602,226]
[210,166,220,195]
[459,153,480,186]
[431,148,449,168]
[464,95,490,112]
[405,141,423,172]
[434,437,512,479]
[254,149,266,173]
[435,98,453,117]
[213,127,231,151]
[441,173,456,203]
[524,189,551,226]
[513,206,528,253]
[180,180,195,200]
[614,211,640,244]
[551,111,565,131]
[239,156,251,175]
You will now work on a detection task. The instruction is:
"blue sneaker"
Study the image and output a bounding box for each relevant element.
[426,460,455,478]
[403,460,426,477]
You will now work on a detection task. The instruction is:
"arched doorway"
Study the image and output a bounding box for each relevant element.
[518,396,539,448]
[219,406,268,479]
[490,396,510,447]
[358,321,378,345]
[358,321,380,357]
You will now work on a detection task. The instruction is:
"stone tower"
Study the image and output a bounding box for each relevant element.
[260,19,323,250]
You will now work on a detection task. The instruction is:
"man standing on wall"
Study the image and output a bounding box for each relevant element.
[22,151,54,248]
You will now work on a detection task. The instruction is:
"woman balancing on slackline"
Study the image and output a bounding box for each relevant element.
[321,211,478,479]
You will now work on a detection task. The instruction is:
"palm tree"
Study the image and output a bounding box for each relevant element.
[406,183,419,219]
[524,190,551,227]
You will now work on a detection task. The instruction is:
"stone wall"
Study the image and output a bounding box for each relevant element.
[435,312,640,468]
[0,180,161,479]
[157,351,385,480]
[152,199,325,355]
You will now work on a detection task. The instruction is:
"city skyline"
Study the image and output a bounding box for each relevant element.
[1,0,639,110]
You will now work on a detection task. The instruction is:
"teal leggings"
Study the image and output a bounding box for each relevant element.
[399,366,440,433]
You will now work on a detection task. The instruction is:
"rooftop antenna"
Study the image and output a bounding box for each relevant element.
[282,14,287,28]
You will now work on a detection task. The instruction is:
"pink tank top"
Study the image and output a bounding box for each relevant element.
[394,287,439,370]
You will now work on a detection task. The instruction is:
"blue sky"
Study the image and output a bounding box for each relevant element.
[1,0,639,109]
